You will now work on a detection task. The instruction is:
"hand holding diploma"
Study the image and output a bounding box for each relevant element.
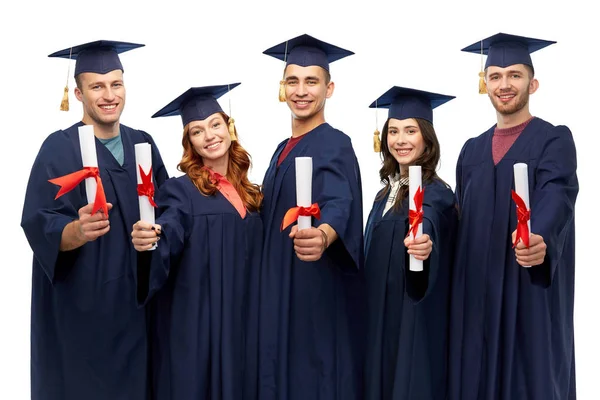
[408,166,425,271]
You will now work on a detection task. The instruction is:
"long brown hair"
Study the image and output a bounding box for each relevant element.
[177,112,263,212]
[376,117,446,210]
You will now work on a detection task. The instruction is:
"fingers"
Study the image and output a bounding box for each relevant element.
[405,234,432,260]
[288,225,298,238]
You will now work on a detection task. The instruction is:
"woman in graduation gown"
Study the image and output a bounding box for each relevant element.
[131,84,263,400]
[363,87,458,400]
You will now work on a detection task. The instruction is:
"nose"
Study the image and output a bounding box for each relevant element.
[204,128,216,141]
[499,75,511,90]
[295,81,307,96]
[102,87,116,101]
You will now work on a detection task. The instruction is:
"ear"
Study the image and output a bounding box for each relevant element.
[529,78,539,94]
[74,86,83,102]
[326,81,335,99]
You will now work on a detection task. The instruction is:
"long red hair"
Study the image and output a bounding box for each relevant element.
[177,112,263,212]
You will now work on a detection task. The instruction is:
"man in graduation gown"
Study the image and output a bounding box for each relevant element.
[132,84,264,400]
[258,34,366,400]
[449,33,578,400]
[20,41,168,400]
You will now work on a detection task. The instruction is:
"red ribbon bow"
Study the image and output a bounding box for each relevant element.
[511,189,530,248]
[48,166,108,215]
[406,186,425,239]
[280,203,321,231]
[136,165,157,207]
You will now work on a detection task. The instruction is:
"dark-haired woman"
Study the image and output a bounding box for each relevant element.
[364,87,458,400]
[131,84,262,400]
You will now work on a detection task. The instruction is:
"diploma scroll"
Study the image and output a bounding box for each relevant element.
[409,165,423,272]
[135,143,156,251]
[78,125,98,205]
[513,163,531,267]
[295,157,313,231]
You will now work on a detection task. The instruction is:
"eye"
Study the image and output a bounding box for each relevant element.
[287,79,298,86]
[388,129,397,135]
[91,85,101,90]
[112,82,123,88]
[307,80,317,85]
[408,129,417,134]
[213,122,220,129]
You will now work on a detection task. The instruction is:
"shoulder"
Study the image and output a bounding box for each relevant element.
[120,123,156,142]
[424,179,455,210]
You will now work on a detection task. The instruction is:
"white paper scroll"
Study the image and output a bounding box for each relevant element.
[135,143,156,251]
[409,165,423,272]
[513,163,531,267]
[78,125,98,205]
[295,157,313,231]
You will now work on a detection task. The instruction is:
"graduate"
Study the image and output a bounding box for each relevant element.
[449,33,578,400]
[20,40,168,400]
[258,34,366,400]
[363,87,457,400]
[131,84,263,400]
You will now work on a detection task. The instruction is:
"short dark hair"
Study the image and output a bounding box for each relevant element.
[282,65,331,84]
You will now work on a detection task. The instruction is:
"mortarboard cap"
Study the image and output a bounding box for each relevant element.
[369,87,454,152]
[369,86,455,123]
[152,83,241,128]
[49,40,144,76]
[263,33,353,72]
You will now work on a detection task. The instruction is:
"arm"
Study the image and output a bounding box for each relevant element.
[522,126,578,287]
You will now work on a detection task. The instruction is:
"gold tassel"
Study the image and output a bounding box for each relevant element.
[60,86,69,111]
[279,80,286,102]
[373,129,381,152]
[479,71,487,94]
[228,117,238,141]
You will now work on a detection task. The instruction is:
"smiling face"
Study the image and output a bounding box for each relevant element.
[74,69,125,128]
[187,112,231,169]
[485,64,538,116]
[283,64,334,125]
[386,117,426,171]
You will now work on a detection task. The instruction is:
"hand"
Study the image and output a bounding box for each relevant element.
[76,203,113,242]
[404,234,432,261]
[512,230,547,267]
[132,221,161,252]
[289,226,326,262]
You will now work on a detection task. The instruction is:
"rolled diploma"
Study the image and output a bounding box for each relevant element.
[409,165,423,272]
[513,163,531,267]
[135,143,156,250]
[78,125,98,205]
[295,157,313,231]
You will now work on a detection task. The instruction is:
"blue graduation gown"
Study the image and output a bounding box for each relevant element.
[140,175,263,400]
[20,122,168,400]
[449,117,578,400]
[258,123,366,400]
[364,179,457,400]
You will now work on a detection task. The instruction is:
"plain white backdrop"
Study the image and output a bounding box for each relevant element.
[1,0,597,398]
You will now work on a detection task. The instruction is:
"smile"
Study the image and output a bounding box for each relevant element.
[205,141,222,150]
[99,104,117,110]
[395,148,412,156]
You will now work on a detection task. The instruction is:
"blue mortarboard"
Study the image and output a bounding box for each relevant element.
[263,34,353,72]
[49,40,144,76]
[462,33,556,71]
[152,83,241,127]
[369,86,455,124]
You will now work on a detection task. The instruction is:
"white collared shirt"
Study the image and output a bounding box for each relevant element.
[383,175,409,216]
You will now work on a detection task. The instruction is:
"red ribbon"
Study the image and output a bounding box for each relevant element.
[511,189,530,248]
[48,166,108,215]
[280,203,321,231]
[406,186,425,239]
[136,165,157,207]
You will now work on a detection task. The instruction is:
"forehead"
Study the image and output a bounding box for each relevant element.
[284,64,327,79]
[188,112,224,128]
[78,69,124,83]
[388,117,419,129]
[486,64,529,75]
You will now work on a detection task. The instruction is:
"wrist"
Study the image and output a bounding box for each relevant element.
[318,227,328,252]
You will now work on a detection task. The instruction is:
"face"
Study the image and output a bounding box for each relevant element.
[386,118,426,170]
[188,113,231,167]
[485,64,538,115]
[283,64,334,122]
[74,69,126,126]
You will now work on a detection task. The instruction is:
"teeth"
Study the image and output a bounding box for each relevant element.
[397,149,411,155]
[207,142,220,149]
[100,105,116,110]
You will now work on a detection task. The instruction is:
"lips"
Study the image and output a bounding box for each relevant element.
[205,141,222,150]
[99,104,118,112]
[395,148,412,156]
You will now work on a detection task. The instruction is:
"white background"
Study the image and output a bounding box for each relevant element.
[1,0,597,398]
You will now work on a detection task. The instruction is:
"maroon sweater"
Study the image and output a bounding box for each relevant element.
[492,117,534,165]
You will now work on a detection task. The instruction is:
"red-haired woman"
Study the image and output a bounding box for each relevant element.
[131,84,262,400]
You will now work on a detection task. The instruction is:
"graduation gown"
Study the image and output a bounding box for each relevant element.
[449,117,578,400]
[140,175,263,400]
[258,123,366,400]
[364,179,457,400]
[20,122,168,400]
